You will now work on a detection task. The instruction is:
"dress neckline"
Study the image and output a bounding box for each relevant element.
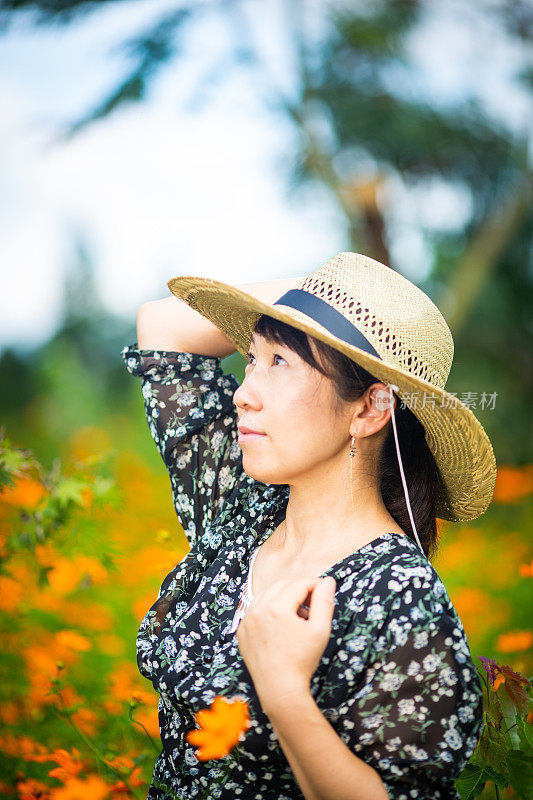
[248,529,411,600]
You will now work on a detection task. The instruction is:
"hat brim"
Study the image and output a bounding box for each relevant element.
[167,275,497,523]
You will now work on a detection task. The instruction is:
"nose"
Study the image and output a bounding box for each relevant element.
[233,368,263,412]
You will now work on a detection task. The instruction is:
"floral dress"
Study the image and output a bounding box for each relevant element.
[228,544,260,635]
[121,344,483,800]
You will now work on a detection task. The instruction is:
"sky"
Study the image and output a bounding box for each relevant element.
[0,0,530,355]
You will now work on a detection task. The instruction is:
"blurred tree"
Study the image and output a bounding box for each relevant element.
[0,0,531,460]
[0,232,137,460]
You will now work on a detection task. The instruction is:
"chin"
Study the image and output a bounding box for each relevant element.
[243,465,286,486]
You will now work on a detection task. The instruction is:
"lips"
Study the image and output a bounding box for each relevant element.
[238,425,266,435]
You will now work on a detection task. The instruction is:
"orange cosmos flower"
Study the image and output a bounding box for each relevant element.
[479,657,530,714]
[0,699,20,724]
[54,685,83,712]
[48,775,110,800]
[46,554,107,596]
[24,630,91,705]
[42,749,84,781]
[496,630,533,653]
[103,699,122,716]
[55,630,92,653]
[0,733,48,760]
[108,766,145,794]
[519,559,533,577]
[186,695,251,761]
[493,464,533,503]
[71,706,99,737]
[0,474,47,509]
[104,756,135,774]
[0,574,23,612]
[493,672,506,691]
[61,601,114,632]
[16,777,52,799]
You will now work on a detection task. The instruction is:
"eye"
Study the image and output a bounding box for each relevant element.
[245,353,286,366]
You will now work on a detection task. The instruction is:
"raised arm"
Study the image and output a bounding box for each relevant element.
[124,274,306,549]
[136,276,307,356]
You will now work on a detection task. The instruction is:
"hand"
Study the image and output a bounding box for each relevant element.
[236,575,337,713]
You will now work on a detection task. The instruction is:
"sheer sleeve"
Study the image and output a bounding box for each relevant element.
[334,576,483,799]
[121,343,243,550]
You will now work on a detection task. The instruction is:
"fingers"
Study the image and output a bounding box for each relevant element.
[252,575,337,621]
[307,576,336,628]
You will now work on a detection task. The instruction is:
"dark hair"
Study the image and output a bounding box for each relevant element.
[252,314,449,558]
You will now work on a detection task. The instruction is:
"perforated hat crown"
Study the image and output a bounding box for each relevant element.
[167,251,497,523]
[274,252,454,389]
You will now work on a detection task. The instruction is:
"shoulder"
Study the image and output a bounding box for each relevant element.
[352,532,440,592]
[343,533,462,640]
[333,535,481,719]
[358,532,443,579]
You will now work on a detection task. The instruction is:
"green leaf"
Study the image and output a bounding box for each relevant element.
[499,664,531,717]
[0,465,17,488]
[0,438,38,483]
[481,764,510,788]
[477,722,510,782]
[500,692,522,750]
[507,751,533,800]
[517,716,533,756]
[485,698,504,729]
[455,764,486,800]
[54,476,89,508]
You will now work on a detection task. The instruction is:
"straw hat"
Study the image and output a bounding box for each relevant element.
[167,251,497,523]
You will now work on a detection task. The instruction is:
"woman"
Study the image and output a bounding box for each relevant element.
[122,251,496,800]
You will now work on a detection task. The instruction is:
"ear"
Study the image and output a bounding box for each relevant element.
[370,383,396,413]
[353,383,394,437]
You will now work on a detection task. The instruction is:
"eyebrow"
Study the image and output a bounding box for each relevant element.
[248,334,264,348]
[248,334,288,351]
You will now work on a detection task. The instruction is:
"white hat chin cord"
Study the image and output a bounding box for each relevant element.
[386,383,425,555]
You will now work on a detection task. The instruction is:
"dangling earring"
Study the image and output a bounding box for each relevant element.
[349,431,357,513]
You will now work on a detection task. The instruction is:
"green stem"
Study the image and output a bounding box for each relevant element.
[478,668,490,701]
[504,722,518,734]
[128,705,161,753]
[479,669,494,711]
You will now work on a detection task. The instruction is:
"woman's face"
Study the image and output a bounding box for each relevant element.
[233,332,358,487]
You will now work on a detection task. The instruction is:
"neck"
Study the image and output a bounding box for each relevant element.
[273,468,398,562]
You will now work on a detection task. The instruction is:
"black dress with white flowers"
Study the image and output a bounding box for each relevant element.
[121,344,483,800]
